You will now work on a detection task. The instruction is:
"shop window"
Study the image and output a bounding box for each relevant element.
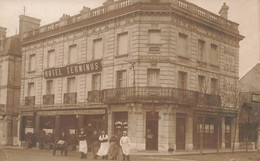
[147,69,160,86]
[210,44,219,65]
[117,32,128,56]
[29,54,36,72]
[178,71,187,89]
[116,70,126,88]
[93,38,103,60]
[92,74,101,90]
[178,33,188,56]
[47,50,55,68]
[113,112,128,136]
[68,45,77,64]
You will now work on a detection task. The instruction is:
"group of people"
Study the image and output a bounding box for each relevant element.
[52,129,131,161]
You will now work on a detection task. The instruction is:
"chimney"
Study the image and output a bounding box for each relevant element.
[219,2,229,19]
[0,26,7,51]
[19,15,41,40]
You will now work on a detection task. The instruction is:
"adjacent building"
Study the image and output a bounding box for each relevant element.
[19,0,244,151]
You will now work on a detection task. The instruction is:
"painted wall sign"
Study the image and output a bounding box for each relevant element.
[44,60,102,79]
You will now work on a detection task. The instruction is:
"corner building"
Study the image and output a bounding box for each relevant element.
[20,0,244,151]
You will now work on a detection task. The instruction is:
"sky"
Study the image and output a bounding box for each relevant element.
[0,0,259,78]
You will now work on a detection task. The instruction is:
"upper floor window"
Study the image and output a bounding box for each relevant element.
[178,33,188,56]
[210,44,219,65]
[93,38,103,60]
[178,71,187,89]
[117,32,128,56]
[92,74,101,91]
[117,70,126,88]
[147,69,160,86]
[198,75,205,92]
[198,39,206,61]
[28,82,35,96]
[148,29,161,44]
[47,50,55,68]
[68,45,77,65]
[46,80,54,95]
[29,54,36,72]
[67,77,76,93]
[211,78,218,94]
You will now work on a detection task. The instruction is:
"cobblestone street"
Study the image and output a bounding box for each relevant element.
[1,148,260,161]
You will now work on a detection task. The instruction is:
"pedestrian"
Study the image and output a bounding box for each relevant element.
[78,128,88,159]
[53,130,68,156]
[96,130,109,159]
[120,131,131,161]
[92,130,100,159]
[108,132,120,160]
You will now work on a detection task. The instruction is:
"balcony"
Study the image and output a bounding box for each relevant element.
[88,87,221,107]
[64,93,77,104]
[43,94,55,105]
[25,96,35,106]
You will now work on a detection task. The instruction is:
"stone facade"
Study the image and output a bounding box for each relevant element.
[19,0,243,151]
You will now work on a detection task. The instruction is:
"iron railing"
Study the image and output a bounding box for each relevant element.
[43,94,55,105]
[64,93,77,104]
[88,87,221,107]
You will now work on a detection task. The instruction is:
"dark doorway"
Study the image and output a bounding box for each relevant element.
[176,113,186,150]
[146,111,158,150]
[113,112,128,137]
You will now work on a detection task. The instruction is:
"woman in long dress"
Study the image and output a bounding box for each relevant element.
[120,131,131,161]
[78,128,88,159]
[96,130,110,159]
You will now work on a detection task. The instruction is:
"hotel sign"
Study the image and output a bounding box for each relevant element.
[44,60,102,79]
[37,109,106,116]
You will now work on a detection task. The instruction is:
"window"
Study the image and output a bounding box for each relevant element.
[116,70,126,88]
[117,32,128,56]
[178,33,188,56]
[28,82,35,96]
[211,78,218,94]
[47,50,55,68]
[92,74,101,90]
[46,80,54,95]
[29,54,36,72]
[198,75,205,92]
[198,39,205,61]
[0,65,1,86]
[178,71,187,89]
[68,45,77,64]
[148,30,161,44]
[210,44,219,65]
[67,77,76,93]
[93,38,103,60]
[147,69,160,86]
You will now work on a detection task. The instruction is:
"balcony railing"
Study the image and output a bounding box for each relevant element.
[64,93,77,104]
[43,94,55,105]
[88,87,221,107]
[25,96,35,106]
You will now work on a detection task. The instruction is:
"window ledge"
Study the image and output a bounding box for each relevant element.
[27,70,36,73]
[177,55,189,60]
[147,43,163,46]
[197,60,207,65]
[115,54,128,58]
[209,63,220,68]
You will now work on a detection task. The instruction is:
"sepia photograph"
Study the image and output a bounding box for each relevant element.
[0,0,259,160]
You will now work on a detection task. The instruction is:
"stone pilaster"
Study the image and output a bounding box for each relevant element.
[158,107,169,152]
[221,117,225,149]
[231,117,239,149]
[185,112,193,151]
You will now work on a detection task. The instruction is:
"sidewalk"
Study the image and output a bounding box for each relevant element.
[2,145,257,156]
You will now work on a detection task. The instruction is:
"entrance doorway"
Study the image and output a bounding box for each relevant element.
[176,113,186,150]
[146,111,158,150]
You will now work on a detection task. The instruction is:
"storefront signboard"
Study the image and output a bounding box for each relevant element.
[37,109,106,116]
[252,93,260,103]
[44,60,102,79]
